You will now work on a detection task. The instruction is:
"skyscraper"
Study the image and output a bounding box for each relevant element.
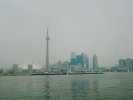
[93,54,98,70]
[76,55,84,67]
[45,28,50,72]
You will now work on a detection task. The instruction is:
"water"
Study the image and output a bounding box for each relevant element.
[0,73,133,100]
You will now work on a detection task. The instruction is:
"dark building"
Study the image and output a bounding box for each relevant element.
[70,58,77,65]
[76,54,84,67]
[119,59,126,67]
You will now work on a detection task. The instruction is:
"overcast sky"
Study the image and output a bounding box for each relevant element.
[0,0,133,68]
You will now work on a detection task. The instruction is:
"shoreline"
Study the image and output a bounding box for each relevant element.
[0,72,104,76]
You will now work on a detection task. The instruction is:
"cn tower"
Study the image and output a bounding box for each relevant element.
[45,28,50,72]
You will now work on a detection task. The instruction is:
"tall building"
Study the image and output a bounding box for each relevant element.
[119,59,126,67]
[76,55,84,67]
[93,54,98,70]
[45,28,50,72]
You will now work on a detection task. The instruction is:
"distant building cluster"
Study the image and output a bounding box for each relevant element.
[119,58,133,72]
[111,58,133,72]
[50,52,99,73]
[50,61,69,73]
[0,63,42,75]
[70,52,89,72]
[44,29,100,73]
[12,64,37,74]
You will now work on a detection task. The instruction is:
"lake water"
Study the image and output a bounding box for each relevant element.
[0,73,133,100]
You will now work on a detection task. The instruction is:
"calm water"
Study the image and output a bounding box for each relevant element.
[0,73,133,100]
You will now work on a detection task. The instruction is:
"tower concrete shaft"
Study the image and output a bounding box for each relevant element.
[46,28,50,72]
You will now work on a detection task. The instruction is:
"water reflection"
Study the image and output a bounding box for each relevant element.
[70,76,90,100]
[1,74,133,100]
[44,76,50,100]
[70,75,100,100]
[92,76,100,99]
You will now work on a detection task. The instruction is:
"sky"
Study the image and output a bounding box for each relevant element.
[0,0,133,68]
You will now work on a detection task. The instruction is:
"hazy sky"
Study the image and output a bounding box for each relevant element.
[0,0,133,68]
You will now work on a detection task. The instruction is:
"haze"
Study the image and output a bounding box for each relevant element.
[0,0,133,68]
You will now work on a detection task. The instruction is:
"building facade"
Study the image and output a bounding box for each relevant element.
[118,58,133,72]
[70,52,89,72]
[119,59,126,67]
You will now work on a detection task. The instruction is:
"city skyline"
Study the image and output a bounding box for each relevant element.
[0,0,133,68]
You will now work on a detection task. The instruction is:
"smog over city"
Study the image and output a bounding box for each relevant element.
[0,0,133,68]
[1,1,133,100]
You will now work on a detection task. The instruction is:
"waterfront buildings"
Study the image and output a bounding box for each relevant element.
[119,58,133,72]
[70,53,89,72]
[112,58,133,72]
